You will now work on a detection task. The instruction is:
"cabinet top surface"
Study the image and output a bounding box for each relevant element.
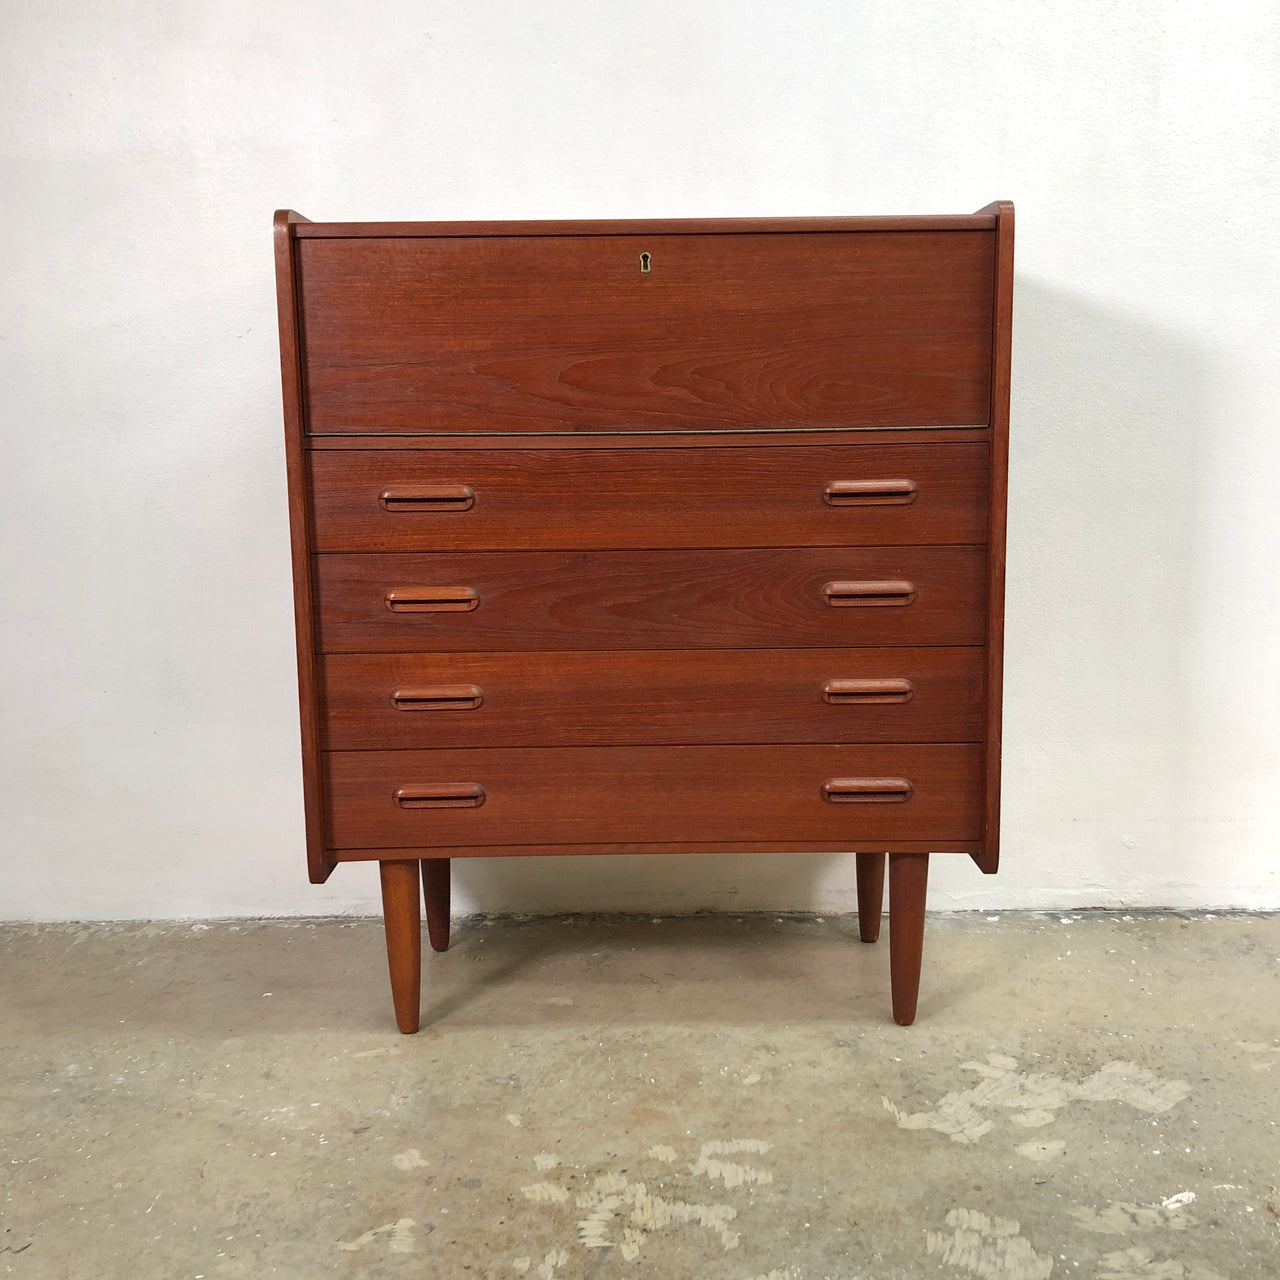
[286,213,1000,239]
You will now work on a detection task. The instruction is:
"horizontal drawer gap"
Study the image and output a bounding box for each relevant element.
[308,430,994,452]
[313,644,989,656]
[321,645,985,656]
[321,739,984,753]
[308,424,990,437]
[310,542,991,556]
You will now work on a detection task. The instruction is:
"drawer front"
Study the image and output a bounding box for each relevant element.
[307,443,990,551]
[324,744,982,848]
[319,647,984,749]
[313,546,986,652]
[298,231,995,433]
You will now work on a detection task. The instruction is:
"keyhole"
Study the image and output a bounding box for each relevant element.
[639,251,652,274]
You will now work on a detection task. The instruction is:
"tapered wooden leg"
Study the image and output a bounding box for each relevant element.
[422,858,451,952]
[888,853,929,1026]
[856,852,885,943]
[379,860,422,1034]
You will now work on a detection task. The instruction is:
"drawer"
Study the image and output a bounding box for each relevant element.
[312,546,986,652]
[319,647,984,749]
[297,231,995,433]
[307,443,990,551]
[323,743,982,848]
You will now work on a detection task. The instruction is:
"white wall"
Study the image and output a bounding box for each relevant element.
[2,1,1277,920]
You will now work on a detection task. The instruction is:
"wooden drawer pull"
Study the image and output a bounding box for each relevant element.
[379,485,475,512]
[391,684,484,712]
[394,783,486,809]
[822,678,915,705]
[821,777,914,804]
[385,586,479,613]
[822,580,917,607]
[823,479,918,506]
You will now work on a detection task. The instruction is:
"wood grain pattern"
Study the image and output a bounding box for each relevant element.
[307,428,992,449]
[297,232,995,433]
[379,859,422,1033]
[422,859,450,952]
[889,852,929,1025]
[308,443,989,551]
[324,744,982,849]
[319,647,984,749]
[856,851,885,943]
[274,210,334,885]
[312,546,987,653]
[975,201,1014,875]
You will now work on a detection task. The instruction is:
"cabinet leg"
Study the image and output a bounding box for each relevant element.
[855,852,885,943]
[379,860,422,1034]
[888,853,929,1026]
[422,858,451,953]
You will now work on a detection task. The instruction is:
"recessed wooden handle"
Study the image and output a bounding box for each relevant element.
[379,485,475,512]
[394,783,486,809]
[391,685,484,711]
[823,479,918,506]
[385,587,479,613]
[821,777,914,804]
[822,678,915,705]
[822,580,917,607]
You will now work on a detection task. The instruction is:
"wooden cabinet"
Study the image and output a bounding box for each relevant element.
[274,206,1013,1033]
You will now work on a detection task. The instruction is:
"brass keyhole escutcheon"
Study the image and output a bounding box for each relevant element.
[639,251,652,273]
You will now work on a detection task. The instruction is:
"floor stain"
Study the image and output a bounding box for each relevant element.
[690,1138,774,1188]
[925,1207,1054,1280]
[1096,1244,1226,1280]
[391,1147,428,1170]
[1015,1139,1066,1163]
[515,1138,782,1264]
[885,1055,1191,1145]
[523,1181,571,1204]
[1068,1198,1194,1234]
[335,1217,416,1254]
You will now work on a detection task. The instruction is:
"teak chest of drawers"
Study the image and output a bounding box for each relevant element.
[274,205,1013,1033]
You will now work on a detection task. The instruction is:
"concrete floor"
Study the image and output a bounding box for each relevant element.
[1,912,1277,1279]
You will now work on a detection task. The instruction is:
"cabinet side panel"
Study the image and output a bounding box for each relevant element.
[974,202,1014,873]
[275,210,334,883]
